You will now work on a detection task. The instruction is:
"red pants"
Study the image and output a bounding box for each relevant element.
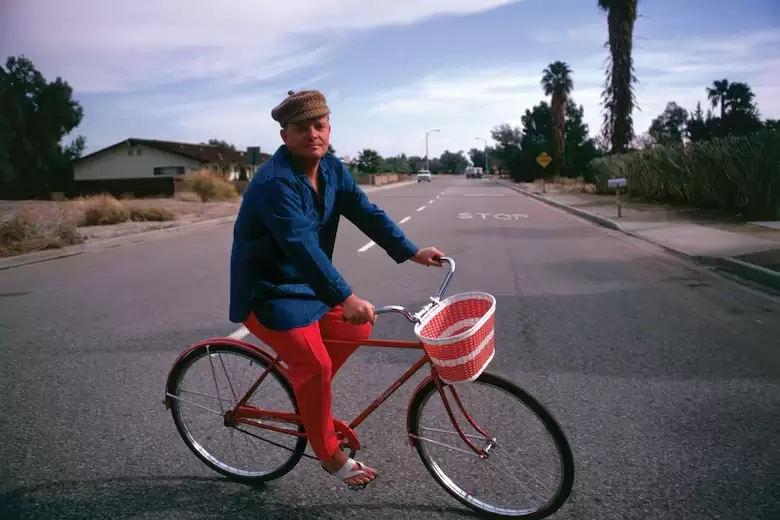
[243,306,371,461]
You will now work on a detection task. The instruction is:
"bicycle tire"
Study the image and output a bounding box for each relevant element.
[407,371,575,519]
[167,342,308,484]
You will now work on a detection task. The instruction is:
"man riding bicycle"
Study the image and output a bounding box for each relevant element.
[229,89,444,489]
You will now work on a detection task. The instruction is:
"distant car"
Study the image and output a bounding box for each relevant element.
[417,169,432,182]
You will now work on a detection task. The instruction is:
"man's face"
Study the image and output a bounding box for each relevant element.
[281,115,330,160]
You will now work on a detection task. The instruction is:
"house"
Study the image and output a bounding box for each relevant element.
[71,138,270,197]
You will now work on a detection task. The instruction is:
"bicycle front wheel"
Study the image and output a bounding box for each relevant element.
[408,371,574,519]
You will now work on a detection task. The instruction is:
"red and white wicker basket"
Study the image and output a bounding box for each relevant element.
[413,292,496,384]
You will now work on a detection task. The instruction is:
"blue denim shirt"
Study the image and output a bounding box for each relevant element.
[229,145,419,331]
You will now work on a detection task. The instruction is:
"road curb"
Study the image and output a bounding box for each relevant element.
[703,256,780,294]
[500,181,780,293]
[0,215,237,272]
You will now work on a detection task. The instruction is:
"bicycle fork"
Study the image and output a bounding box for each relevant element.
[408,376,497,459]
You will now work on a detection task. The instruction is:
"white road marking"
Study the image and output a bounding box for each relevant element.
[416,206,426,212]
[228,326,249,340]
[436,196,440,199]
[358,241,376,252]
[458,212,528,219]
[428,199,435,204]
[400,216,412,224]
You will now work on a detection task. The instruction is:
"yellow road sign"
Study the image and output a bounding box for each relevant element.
[536,152,552,168]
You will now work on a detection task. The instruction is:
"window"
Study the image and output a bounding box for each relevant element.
[153,166,186,176]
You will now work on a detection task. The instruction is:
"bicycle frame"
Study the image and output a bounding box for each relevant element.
[223,337,490,458]
[165,257,493,458]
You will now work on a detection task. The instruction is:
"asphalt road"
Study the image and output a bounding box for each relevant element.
[1,177,779,520]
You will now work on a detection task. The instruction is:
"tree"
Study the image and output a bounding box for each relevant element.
[492,99,599,184]
[383,154,412,173]
[541,61,574,176]
[438,150,468,174]
[706,79,730,119]
[598,0,639,154]
[204,139,236,150]
[357,148,383,173]
[648,102,689,145]
[328,144,335,154]
[0,55,86,195]
[468,147,492,171]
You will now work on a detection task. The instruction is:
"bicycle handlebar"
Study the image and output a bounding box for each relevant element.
[374,256,455,324]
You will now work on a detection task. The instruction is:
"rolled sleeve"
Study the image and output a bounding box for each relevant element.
[339,165,419,263]
[259,178,353,307]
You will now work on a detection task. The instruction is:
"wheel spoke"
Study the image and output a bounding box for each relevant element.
[408,372,574,518]
[167,344,307,483]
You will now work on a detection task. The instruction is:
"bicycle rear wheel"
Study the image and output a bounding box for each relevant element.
[408,371,574,519]
[167,342,307,483]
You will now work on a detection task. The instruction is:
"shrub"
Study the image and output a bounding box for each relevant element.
[587,130,780,219]
[80,194,130,226]
[0,207,83,257]
[181,170,239,202]
[128,206,177,222]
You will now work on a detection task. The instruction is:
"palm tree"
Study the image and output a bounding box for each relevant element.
[598,0,638,154]
[724,81,756,114]
[706,79,730,119]
[541,61,574,179]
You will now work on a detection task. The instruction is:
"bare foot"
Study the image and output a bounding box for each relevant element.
[322,450,378,487]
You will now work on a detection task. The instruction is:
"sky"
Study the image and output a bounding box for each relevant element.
[3,0,779,161]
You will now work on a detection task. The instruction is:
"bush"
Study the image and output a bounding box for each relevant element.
[181,170,240,202]
[80,194,130,226]
[128,206,176,222]
[0,207,83,257]
[587,130,780,219]
[78,194,178,226]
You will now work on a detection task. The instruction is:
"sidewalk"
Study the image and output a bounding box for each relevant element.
[502,181,780,293]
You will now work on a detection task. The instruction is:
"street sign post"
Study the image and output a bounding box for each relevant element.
[536,152,552,169]
[607,177,628,218]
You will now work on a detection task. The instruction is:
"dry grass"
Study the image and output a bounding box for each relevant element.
[128,206,177,222]
[587,130,780,219]
[0,207,84,257]
[77,194,177,226]
[180,169,240,202]
[532,176,597,194]
[0,190,238,258]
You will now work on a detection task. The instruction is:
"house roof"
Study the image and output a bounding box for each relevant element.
[76,138,271,166]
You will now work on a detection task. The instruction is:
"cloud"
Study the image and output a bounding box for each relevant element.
[5,0,521,93]
[354,28,780,156]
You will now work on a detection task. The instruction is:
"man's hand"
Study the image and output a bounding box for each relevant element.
[342,294,376,325]
[411,247,445,267]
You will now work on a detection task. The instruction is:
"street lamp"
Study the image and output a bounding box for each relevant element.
[425,129,440,171]
[474,137,489,174]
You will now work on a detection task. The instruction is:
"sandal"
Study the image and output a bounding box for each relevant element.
[325,457,378,490]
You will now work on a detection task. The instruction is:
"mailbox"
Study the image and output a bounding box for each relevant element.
[607,177,627,189]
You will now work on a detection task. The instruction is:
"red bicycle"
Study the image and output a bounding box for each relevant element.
[163,257,574,519]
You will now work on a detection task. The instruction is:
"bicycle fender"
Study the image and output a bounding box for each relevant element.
[163,337,288,409]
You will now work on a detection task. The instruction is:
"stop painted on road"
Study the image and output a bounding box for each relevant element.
[458,212,528,220]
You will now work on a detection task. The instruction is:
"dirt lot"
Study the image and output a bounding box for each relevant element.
[0,194,240,257]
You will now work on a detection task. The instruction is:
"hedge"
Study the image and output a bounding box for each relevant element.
[585,130,780,219]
